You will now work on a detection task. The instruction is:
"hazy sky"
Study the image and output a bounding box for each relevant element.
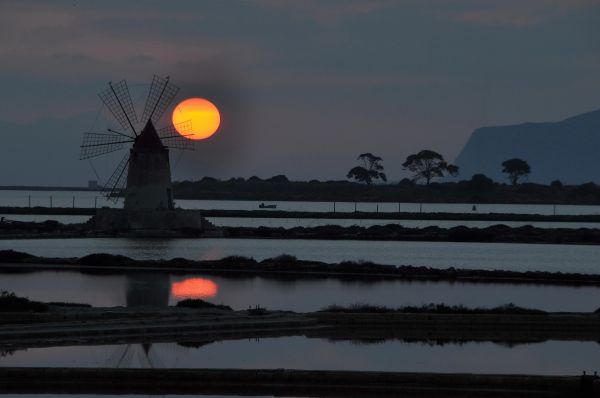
[1,0,599,184]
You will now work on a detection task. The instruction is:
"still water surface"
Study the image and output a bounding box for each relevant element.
[1,396,254,398]
[2,270,599,312]
[1,338,598,375]
[2,238,600,274]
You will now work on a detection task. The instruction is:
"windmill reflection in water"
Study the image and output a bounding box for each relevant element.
[104,273,219,368]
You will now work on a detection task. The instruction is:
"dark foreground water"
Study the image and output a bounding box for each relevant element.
[2,238,600,273]
[2,270,600,312]
[1,338,598,375]
[0,395,252,398]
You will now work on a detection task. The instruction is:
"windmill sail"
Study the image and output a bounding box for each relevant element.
[142,75,179,124]
[104,152,130,201]
[98,80,138,134]
[80,132,134,160]
[157,120,194,150]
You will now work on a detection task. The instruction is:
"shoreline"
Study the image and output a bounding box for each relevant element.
[3,251,600,287]
[4,205,600,222]
[3,305,600,349]
[5,214,600,244]
[2,302,599,397]
[0,367,596,397]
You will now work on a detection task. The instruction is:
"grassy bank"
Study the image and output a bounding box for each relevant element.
[5,215,600,244]
[0,367,596,397]
[2,295,600,349]
[2,250,600,287]
[172,178,600,205]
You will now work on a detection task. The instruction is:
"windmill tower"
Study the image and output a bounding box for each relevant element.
[124,118,175,211]
[80,76,207,232]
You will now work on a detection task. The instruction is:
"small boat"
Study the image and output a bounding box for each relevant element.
[259,202,277,209]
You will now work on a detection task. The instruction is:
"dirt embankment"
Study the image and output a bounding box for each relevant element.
[7,206,600,222]
[225,223,600,245]
[0,306,318,349]
[1,367,598,397]
[3,250,600,287]
[311,312,600,344]
[3,304,600,397]
[2,304,600,349]
[4,212,600,244]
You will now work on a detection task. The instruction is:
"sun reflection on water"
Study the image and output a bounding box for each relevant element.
[171,278,218,299]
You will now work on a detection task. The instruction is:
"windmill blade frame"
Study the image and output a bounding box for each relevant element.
[80,132,134,160]
[104,152,130,202]
[98,80,139,135]
[158,120,195,151]
[142,75,179,124]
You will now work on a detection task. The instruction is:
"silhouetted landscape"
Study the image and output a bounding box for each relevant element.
[2,2,600,397]
[456,109,600,183]
[172,177,600,204]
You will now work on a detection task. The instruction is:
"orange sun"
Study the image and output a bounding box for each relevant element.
[172,97,221,140]
[171,278,219,299]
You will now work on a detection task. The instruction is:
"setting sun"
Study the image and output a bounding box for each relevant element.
[171,278,218,299]
[172,97,221,140]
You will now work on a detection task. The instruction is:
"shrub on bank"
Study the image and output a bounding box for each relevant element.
[269,254,298,262]
[322,303,392,313]
[77,253,133,266]
[320,302,547,315]
[0,250,37,263]
[47,302,92,308]
[0,291,48,312]
[218,255,257,265]
[176,299,232,311]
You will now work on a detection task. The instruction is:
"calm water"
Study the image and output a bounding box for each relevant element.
[1,338,598,375]
[0,395,270,398]
[2,238,600,274]
[3,190,600,215]
[2,270,600,312]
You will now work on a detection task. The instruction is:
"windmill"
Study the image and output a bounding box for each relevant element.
[80,75,193,211]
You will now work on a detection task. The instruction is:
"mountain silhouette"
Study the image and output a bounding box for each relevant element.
[455,109,600,184]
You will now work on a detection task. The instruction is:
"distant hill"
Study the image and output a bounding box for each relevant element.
[455,109,600,184]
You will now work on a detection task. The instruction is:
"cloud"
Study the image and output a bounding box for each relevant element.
[128,54,155,65]
[253,0,398,23]
[0,0,599,184]
[51,52,92,62]
[248,70,435,89]
[438,0,600,27]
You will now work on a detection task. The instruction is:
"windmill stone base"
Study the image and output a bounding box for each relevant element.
[93,208,214,233]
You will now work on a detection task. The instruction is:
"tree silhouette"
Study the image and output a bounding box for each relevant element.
[402,150,459,185]
[467,173,494,191]
[501,158,530,185]
[347,153,387,185]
